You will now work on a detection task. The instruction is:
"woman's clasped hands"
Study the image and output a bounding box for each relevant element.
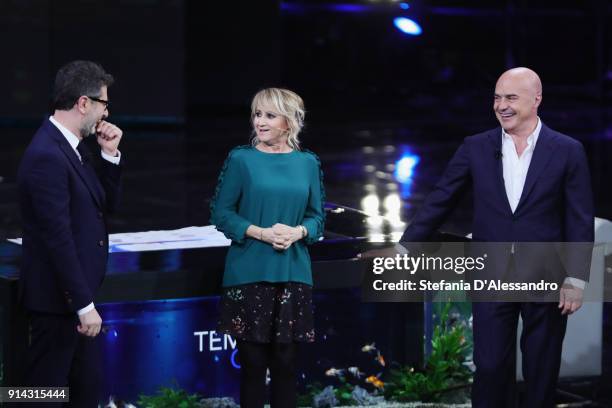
[261,223,303,251]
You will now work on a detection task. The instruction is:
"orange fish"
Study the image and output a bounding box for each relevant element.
[365,375,384,389]
[375,351,386,367]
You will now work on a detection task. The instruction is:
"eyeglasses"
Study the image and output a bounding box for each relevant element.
[86,96,109,110]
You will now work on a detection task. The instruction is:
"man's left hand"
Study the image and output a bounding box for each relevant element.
[559,283,583,315]
[96,120,123,156]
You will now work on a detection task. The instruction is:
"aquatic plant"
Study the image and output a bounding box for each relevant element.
[137,385,201,408]
[385,303,472,402]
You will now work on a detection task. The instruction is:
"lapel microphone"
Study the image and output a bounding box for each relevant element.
[257,126,289,133]
[495,150,503,160]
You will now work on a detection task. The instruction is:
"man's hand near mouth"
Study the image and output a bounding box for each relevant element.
[96,120,123,157]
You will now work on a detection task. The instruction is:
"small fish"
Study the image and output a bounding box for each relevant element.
[361,342,377,353]
[365,375,385,389]
[325,367,345,377]
[347,366,364,378]
[375,351,386,367]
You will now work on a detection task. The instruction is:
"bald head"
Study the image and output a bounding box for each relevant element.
[497,67,542,97]
[493,67,543,137]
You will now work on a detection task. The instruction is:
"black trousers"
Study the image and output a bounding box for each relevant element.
[19,311,102,407]
[237,340,298,408]
[471,302,567,408]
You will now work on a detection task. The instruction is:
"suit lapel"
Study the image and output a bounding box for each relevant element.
[47,121,104,209]
[515,124,558,213]
[487,129,513,216]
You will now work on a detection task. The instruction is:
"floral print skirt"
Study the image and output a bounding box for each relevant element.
[218,282,315,344]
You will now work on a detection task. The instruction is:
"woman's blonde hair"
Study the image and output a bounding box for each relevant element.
[250,88,305,151]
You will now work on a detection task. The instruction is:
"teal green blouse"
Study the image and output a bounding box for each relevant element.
[210,145,325,287]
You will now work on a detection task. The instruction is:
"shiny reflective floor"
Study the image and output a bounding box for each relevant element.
[2,110,611,240]
[1,108,611,405]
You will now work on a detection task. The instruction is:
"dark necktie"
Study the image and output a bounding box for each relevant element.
[75,140,104,204]
[76,140,91,164]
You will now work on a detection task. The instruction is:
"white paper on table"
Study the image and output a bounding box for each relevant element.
[7,226,232,253]
[109,226,229,245]
[110,239,230,253]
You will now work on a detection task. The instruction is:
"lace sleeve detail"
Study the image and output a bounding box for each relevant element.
[302,149,326,244]
[209,145,252,242]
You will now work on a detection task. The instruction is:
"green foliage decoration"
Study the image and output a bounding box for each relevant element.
[385,303,472,402]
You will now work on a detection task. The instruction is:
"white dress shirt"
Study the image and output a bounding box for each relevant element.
[501,118,584,289]
[49,116,121,315]
[501,118,541,214]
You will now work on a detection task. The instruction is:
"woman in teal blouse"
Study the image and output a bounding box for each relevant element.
[210,88,325,407]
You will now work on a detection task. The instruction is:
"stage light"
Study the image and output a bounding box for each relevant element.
[383,193,401,212]
[330,4,370,12]
[361,194,380,216]
[362,146,375,154]
[384,193,405,230]
[394,153,420,183]
[368,233,386,242]
[393,17,422,36]
[399,2,410,10]
[387,215,406,228]
[390,231,404,241]
[366,215,383,227]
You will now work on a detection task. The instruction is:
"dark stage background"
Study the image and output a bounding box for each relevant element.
[1,0,610,238]
[0,0,610,404]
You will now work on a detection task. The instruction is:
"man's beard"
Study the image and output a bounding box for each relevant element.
[80,118,98,138]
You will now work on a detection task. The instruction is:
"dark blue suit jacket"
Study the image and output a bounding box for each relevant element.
[400,123,594,281]
[17,119,122,313]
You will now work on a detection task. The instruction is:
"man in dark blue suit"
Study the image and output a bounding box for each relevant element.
[399,68,594,407]
[17,60,123,406]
